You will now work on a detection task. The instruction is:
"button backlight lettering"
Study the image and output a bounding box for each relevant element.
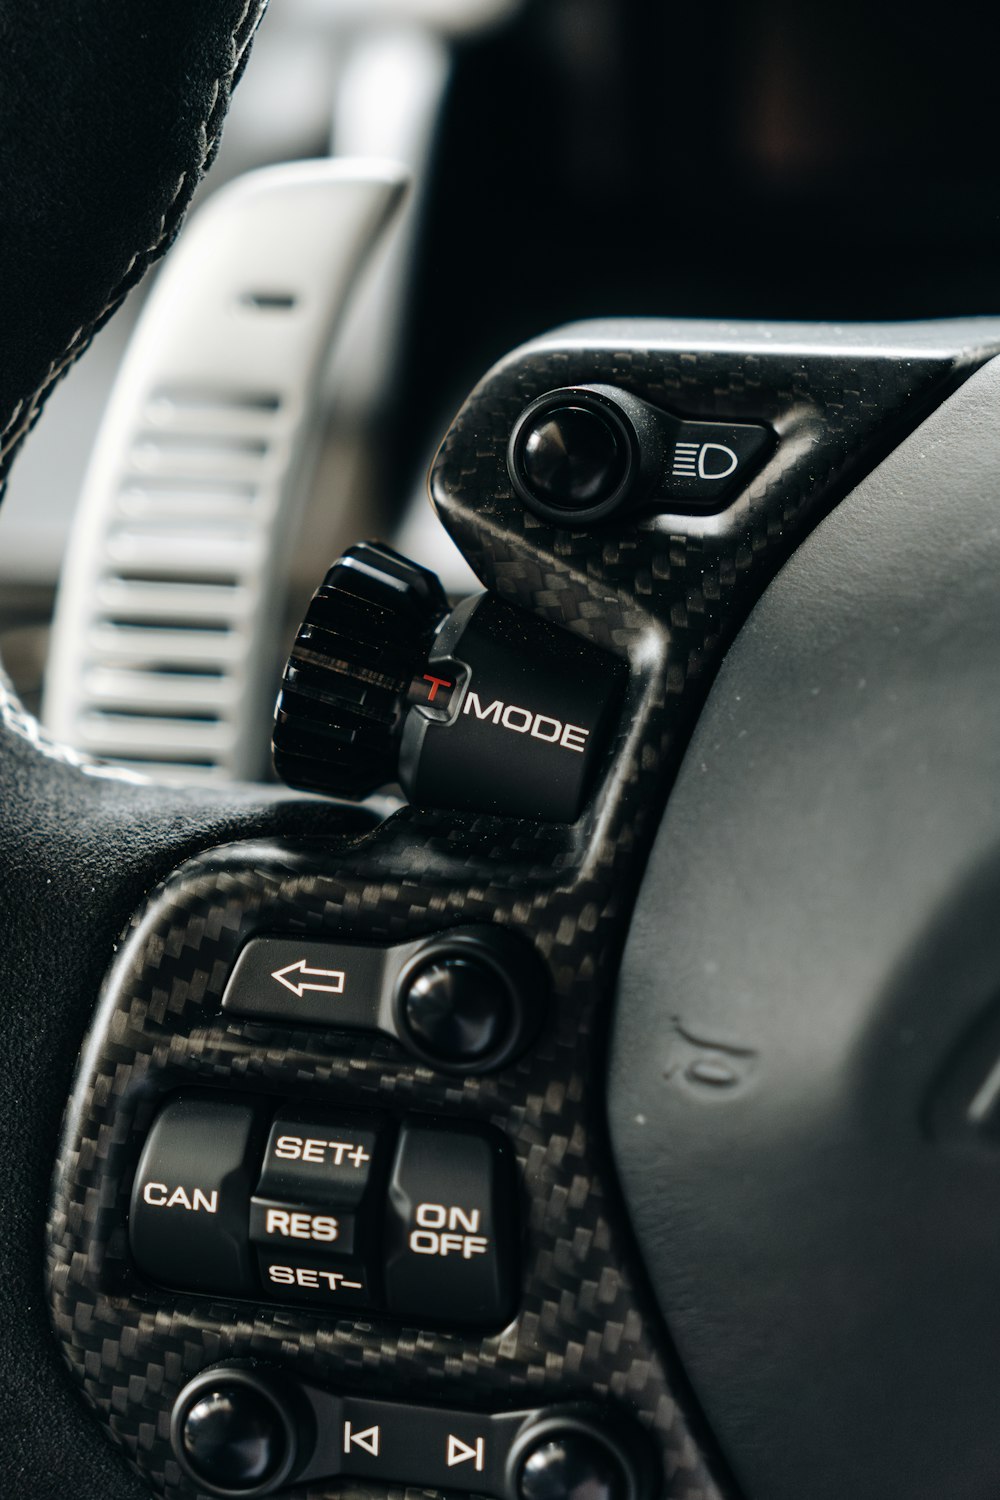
[266,1264,363,1292]
[410,1202,489,1258]
[141,1182,218,1213]
[273,1134,371,1168]
[461,690,590,754]
[264,1208,338,1242]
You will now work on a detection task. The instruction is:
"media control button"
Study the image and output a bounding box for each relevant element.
[517,1433,628,1500]
[256,1109,386,1207]
[129,1094,264,1296]
[172,1369,300,1497]
[333,1396,509,1490]
[171,1363,654,1500]
[383,1123,515,1326]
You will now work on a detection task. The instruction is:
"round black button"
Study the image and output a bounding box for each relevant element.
[518,405,627,509]
[179,1383,288,1493]
[402,955,512,1064]
[518,1434,628,1500]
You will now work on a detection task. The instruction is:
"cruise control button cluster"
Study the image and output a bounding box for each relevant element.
[129,1094,516,1327]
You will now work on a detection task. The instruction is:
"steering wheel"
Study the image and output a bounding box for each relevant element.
[6,8,1000,1500]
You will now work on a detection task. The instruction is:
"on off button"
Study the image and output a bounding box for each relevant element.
[383,1122,515,1327]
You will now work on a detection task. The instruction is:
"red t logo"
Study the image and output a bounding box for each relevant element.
[422,674,453,703]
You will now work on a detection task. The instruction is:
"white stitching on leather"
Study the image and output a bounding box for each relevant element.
[0,0,263,463]
[0,668,149,783]
[0,2,264,783]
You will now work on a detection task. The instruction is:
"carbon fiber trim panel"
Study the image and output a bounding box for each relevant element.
[46,320,1000,1499]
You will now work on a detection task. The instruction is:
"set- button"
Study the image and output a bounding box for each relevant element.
[129,1093,516,1328]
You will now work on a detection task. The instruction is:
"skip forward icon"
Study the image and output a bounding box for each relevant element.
[447,1434,485,1471]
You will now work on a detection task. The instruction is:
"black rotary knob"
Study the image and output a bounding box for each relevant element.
[395,925,544,1071]
[272,541,448,797]
[170,1369,304,1498]
[273,543,625,821]
[518,405,628,510]
[519,1435,628,1500]
[509,1413,648,1500]
[508,384,669,525]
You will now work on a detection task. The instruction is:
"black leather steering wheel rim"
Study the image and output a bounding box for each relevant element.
[0,8,345,1494]
[0,0,266,482]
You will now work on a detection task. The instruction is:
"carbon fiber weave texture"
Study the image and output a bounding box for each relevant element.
[46,321,996,1499]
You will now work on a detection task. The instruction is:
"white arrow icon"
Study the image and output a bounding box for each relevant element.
[344,1422,380,1457]
[271,958,346,998]
[447,1434,485,1471]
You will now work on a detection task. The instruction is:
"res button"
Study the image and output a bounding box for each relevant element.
[383,1123,516,1327]
[249,1198,357,1253]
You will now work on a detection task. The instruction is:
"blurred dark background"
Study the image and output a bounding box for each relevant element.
[397,0,999,488]
[2,0,994,765]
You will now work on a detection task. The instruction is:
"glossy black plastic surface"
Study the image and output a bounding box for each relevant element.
[170,1368,301,1498]
[518,1435,627,1500]
[180,1387,287,1491]
[401,955,510,1061]
[519,405,627,508]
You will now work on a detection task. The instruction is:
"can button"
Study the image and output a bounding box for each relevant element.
[129,1094,264,1296]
